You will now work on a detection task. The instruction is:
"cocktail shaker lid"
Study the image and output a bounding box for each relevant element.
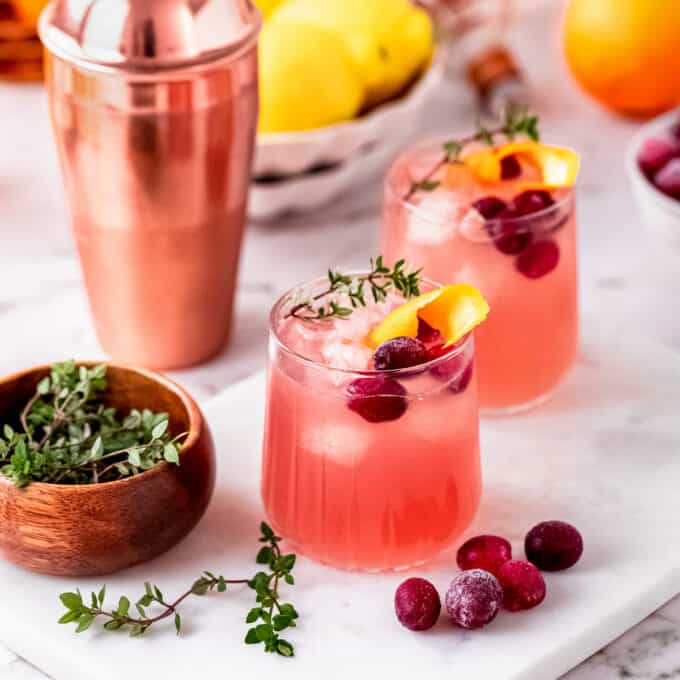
[38,0,261,72]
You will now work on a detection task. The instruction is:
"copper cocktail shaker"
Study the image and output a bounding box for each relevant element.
[39,0,260,369]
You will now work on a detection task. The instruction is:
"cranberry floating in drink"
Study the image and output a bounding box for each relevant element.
[383,114,580,412]
[262,263,489,571]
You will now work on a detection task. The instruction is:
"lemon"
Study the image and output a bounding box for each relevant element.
[368,285,490,349]
[253,0,284,19]
[372,7,434,107]
[258,22,363,133]
[271,0,434,108]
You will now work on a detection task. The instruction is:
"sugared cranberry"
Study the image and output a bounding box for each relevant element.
[511,189,554,216]
[457,535,512,577]
[472,196,507,219]
[515,240,560,279]
[374,337,427,371]
[637,137,678,177]
[445,569,503,629]
[346,376,407,423]
[497,560,546,612]
[488,220,533,255]
[653,157,680,198]
[525,521,583,571]
[394,577,441,631]
[500,155,521,180]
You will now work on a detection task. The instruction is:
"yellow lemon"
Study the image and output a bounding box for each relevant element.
[271,0,433,109]
[258,22,363,133]
[254,0,284,19]
[368,285,490,349]
[463,142,580,190]
[373,6,434,107]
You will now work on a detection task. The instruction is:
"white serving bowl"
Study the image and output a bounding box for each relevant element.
[625,107,680,251]
[249,56,444,220]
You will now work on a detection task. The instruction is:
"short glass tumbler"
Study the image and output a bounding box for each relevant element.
[383,141,579,413]
[261,277,482,572]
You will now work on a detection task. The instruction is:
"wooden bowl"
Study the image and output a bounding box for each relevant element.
[0,362,215,577]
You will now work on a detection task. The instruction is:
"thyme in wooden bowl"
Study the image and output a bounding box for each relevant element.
[0,361,185,487]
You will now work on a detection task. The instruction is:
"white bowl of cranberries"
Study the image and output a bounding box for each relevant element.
[626,107,680,250]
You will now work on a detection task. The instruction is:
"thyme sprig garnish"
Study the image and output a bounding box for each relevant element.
[405,107,540,200]
[0,361,185,486]
[58,522,299,658]
[286,256,422,321]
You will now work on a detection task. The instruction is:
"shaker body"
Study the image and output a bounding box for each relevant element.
[45,48,258,368]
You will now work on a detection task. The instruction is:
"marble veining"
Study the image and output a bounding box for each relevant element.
[0,0,679,677]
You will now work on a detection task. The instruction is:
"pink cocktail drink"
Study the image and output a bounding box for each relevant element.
[261,278,482,571]
[383,143,579,412]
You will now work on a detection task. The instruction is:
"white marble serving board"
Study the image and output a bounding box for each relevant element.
[0,323,678,680]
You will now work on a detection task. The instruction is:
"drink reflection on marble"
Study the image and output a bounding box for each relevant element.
[261,277,482,572]
[39,0,260,369]
[383,142,579,413]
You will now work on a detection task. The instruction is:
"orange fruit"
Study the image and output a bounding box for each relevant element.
[463,142,580,190]
[367,285,490,350]
[563,0,680,118]
[14,0,50,29]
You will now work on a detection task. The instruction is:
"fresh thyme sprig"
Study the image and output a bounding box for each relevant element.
[286,256,422,321]
[405,106,540,200]
[58,522,299,658]
[0,361,185,486]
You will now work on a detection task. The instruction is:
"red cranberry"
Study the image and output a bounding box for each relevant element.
[511,189,554,216]
[653,157,680,199]
[515,240,560,279]
[472,196,507,219]
[346,376,408,423]
[457,535,512,577]
[497,560,546,612]
[500,155,521,180]
[445,569,503,629]
[637,137,678,177]
[488,220,533,255]
[427,330,467,357]
[525,521,583,571]
[425,343,449,361]
[428,341,474,394]
[417,318,444,348]
[374,337,428,371]
[671,121,680,141]
[394,577,441,631]
[449,359,474,394]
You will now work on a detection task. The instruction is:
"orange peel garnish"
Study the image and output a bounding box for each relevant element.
[463,141,580,190]
[367,284,490,350]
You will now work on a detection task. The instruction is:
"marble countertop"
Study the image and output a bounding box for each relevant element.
[1,1,679,677]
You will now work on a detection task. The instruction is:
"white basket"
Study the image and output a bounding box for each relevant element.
[625,107,680,252]
[249,56,445,220]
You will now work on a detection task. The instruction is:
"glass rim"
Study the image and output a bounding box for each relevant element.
[384,136,576,229]
[269,272,474,377]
